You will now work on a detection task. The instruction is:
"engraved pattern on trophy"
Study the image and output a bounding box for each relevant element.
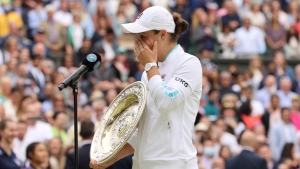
[90,82,147,165]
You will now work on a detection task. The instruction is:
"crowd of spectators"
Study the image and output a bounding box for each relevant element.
[1,0,300,169]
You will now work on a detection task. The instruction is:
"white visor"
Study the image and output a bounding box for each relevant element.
[121,22,152,34]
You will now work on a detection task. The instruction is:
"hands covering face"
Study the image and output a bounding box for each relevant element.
[134,38,158,66]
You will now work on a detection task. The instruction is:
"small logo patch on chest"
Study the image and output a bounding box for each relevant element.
[161,74,166,81]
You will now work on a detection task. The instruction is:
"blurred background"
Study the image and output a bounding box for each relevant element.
[0,0,300,169]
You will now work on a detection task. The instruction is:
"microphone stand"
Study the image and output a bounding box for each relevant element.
[72,82,79,169]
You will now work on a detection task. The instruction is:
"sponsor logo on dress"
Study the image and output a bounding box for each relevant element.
[175,77,189,87]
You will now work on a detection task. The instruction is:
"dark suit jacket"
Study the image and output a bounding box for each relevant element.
[225,150,268,169]
[65,144,91,169]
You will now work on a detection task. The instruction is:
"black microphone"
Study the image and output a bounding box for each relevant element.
[58,52,101,91]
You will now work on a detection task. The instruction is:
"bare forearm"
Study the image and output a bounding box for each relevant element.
[117,143,134,160]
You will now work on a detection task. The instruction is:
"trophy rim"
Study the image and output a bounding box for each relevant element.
[90,81,147,164]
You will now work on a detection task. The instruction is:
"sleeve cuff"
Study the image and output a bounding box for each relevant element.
[127,129,138,150]
[148,75,162,94]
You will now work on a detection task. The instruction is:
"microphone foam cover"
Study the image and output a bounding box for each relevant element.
[82,52,102,72]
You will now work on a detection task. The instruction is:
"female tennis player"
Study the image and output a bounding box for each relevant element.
[90,6,202,169]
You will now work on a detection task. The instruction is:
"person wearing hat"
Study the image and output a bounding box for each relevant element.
[90,6,202,169]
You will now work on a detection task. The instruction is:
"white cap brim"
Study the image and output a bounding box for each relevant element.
[121,22,152,33]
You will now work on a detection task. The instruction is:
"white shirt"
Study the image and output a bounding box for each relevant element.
[246,12,266,28]
[220,132,240,154]
[284,124,292,142]
[251,100,265,116]
[217,32,236,59]
[13,138,27,163]
[234,26,266,56]
[53,11,73,27]
[128,45,202,169]
[16,121,53,161]
[102,40,115,61]
[72,24,84,52]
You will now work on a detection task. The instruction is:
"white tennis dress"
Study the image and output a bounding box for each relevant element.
[128,44,203,169]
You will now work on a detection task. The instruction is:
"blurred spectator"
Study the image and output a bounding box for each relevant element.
[269,108,298,161]
[219,145,232,161]
[0,1,23,38]
[68,11,85,53]
[39,4,65,67]
[53,1,73,27]
[65,120,94,169]
[290,95,300,131]
[219,71,239,101]
[57,55,77,78]
[215,118,240,154]
[0,104,5,121]
[226,130,268,169]
[16,96,34,121]
[277,76,297,108]
[212,157,225,169]
[0,76,12,105]
[111,2,131,37]
[12,0,28,26]
[276,143,299,168]
[246,3,267,30]
[92,1,111,30]
[270,1,289,30]
[204,88,220,122]
[221,105,245,136]
[19,103,53,162]
[27,0,47,37]
[48,137,65,169]
[277,163,290,169]
[240,86,265,117]
[295,11,300,35]
[221,1,241,31]
[239,100,262,130]
[3,87,22,121]
[193,12,217,54]
[200,138,215,169]
[91,99,106,123]
[74,38,91,67]
[51,111,68,145]
[93,28,118,62]
[92,16,108,44]
[265,13,286,57]
[255,75,277,108]
[199,49,218,74]
[261,94,281,134]
[249,57,264,91]
[13,120,27,164]
[0,119,20,169]
[237,0,251,19]
[284,26,300,58]
[170,0,192,50]
[234,17,266,58]
[24,142,49,169]
[217,24,236,58]
[71,1,95,39]
[27,55,46,94]
[258,144,276,169]
[89,49,117,92]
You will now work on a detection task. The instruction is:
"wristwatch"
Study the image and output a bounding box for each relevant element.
[145,62,157,72]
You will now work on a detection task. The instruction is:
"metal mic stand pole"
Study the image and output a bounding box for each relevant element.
[72,82,79,169]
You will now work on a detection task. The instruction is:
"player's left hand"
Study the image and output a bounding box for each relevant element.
[134,38,157,66]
